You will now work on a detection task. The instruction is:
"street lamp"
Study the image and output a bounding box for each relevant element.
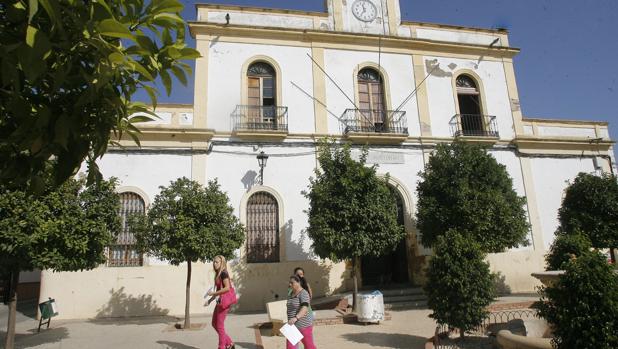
[257,151,269,185]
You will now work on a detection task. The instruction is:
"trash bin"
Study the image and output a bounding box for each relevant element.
[357,290,384,323]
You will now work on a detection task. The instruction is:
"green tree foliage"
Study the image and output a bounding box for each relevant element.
[0,0,200,190]
[425,230,495,339]
[545,230,592,271]
[558,173,618,250]
[535,252,618,349]
[417,142,530,253]
[130,177,244,329]
[303,141,406,310]
[0,176,120,349]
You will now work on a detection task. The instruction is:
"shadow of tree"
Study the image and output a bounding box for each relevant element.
[231,220,346,312]
[16,299,38,320]
[234,341,259,349]
[92,287,172,322]
[156,340,199,349]
[0,327,69,349]
[341,332,428,349]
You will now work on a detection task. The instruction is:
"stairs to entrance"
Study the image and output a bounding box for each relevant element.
[380,287,427,310]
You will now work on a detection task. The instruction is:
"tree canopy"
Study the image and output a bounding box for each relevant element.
[304,142,405,262]
[130,177,244,329]
[558,172,618,249]
[545,229,592,271]
[535,251,618,349]
[425,230,495,338]
[416,142,530,253]
[0,176,120,274]
[0,0,200,190]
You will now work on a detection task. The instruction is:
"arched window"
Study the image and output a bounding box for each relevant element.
[456,75,484,136]
[109,192,145,267]
[358,68,386,129]
[246,192,279,263]
[247,62,277,126]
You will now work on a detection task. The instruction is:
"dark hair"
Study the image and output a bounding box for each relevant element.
[290,275,301,283]
[294,267,304,274]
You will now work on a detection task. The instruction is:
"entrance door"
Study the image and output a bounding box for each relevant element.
[361,188,409,286]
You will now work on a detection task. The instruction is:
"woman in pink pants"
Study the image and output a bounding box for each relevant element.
[207,255,235,349]
[286,275,317,349]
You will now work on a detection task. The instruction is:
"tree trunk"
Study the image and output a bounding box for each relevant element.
[184,261,191,330]
[460,327,465,340]
[351,258,358,313]
[611,248,616,265]
[4,271,19,349]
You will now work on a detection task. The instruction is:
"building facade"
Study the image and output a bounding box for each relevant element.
[39,0,616,319]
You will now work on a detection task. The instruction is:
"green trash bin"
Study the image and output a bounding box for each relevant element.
[38,298,58,332]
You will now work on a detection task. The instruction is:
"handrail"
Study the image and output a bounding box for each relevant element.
[341,109,408,135]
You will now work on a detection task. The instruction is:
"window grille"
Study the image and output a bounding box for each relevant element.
[246,192,280,263]
[108,192,144,267]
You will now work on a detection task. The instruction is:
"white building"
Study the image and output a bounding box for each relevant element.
[40,0,616,319]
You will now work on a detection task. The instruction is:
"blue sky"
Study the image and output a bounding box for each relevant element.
[143,0,617,155]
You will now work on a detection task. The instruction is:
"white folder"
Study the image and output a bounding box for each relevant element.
[280,323,304,345]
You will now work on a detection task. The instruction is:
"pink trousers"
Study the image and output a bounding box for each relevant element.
[286,325,317,349]
[212,305,233,349]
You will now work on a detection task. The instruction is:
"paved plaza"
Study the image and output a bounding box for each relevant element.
[1,296,537,349]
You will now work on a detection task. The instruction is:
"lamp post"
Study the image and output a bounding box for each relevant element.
[257,151,269,185]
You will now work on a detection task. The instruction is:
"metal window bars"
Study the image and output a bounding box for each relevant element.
[232,105,289,132]
[108,192,144,267]
[246,192,280,263]
[340,109,408,135]
[449,114,499,138]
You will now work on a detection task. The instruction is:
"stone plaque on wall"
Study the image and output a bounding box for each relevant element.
[352,150,405,164]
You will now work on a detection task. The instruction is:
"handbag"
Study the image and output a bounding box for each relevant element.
[219,280,238,309]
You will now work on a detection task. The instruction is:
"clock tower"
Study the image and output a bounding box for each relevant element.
[327,0,402,36]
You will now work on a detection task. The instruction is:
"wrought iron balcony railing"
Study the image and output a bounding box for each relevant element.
[340,109,408,135]
[449,114,499,138]
[232,105,288,132]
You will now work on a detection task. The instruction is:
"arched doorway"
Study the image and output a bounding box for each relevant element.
[361,187,409,286]
[246,191,280,263]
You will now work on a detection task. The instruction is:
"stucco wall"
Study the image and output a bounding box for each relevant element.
[323,49,420,136]
[416,28,501,46]
[39,260,348,319]
[424,56,515,139]
[206,42,315,134]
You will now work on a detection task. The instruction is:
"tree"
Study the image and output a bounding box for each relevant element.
[303,141,406,311]
[535,251,618,349]
[545,230,592,271]
[558,172,618,262]
[0,0,200,191]
[129,177,245,329]
[425,230,495,339]
[0,177,120,349]
[417,142,530,253]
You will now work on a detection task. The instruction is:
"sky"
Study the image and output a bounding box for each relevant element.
[141,0,618,156]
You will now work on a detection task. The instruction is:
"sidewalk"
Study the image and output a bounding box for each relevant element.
[0,295,538,349]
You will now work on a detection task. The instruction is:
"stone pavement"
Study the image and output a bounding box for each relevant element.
[0,295,537,349]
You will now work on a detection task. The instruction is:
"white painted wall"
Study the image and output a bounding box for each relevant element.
[530,157,596,250]
[323,49,420,136]
[204,142,317,261]
[207,42,315,134]
[416,29,502,46]
[207,11,315,30]
[537,126,597,138]
[424,56,515,139]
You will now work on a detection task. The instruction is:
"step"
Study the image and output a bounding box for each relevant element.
[384,299,428,310]
[374,287,424,297]
[383,293,427,304]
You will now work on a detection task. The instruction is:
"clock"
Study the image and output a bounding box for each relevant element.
[352,0,378,22]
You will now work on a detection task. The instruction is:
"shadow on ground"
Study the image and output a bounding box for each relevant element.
[341,332,428,349]
[234,341,259,349]
[91,287,174,324]
[156,340,199,349]
[0,327,69,349]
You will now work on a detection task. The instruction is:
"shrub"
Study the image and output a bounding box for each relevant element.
[425,230,495,338]
[545,230,592,271]
[535,252,618,349]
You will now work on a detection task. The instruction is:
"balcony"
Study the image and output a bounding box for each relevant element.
[341,109,408,143]
[232,105,288,139]
[449,114,499,138]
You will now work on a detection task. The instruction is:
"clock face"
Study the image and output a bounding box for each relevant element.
[352,0,378,22]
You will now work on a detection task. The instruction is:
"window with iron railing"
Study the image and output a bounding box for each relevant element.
[246,192,280,263]
[340,109,408,135]
[108,192,144,267]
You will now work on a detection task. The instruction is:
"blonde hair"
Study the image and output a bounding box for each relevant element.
[213,255,228,282]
